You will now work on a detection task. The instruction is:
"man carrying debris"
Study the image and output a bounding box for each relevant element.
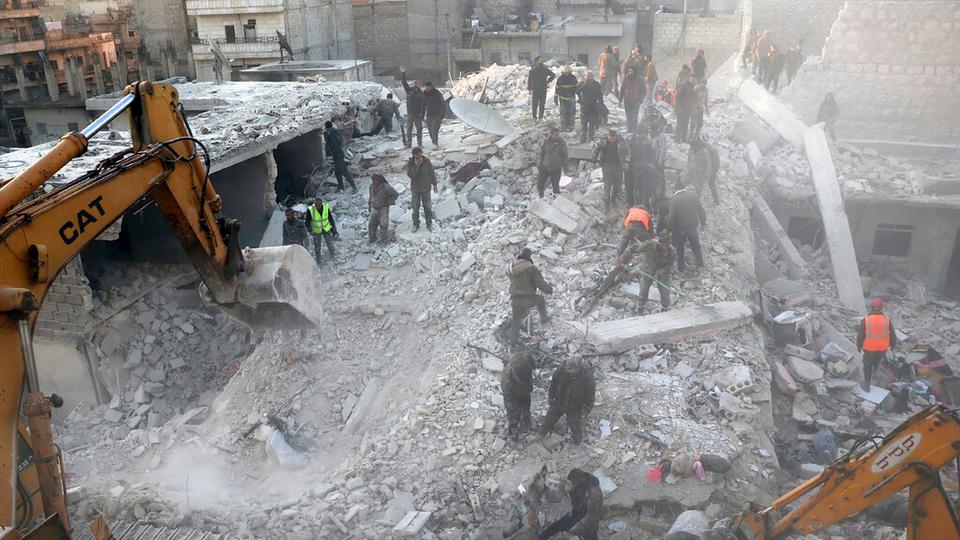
[423,80,445,147]
[593,129,628,213]
[305,197,338,264]
[366,93,402,136]
[282,208,308,248]
[507,248,554,345]
[628,231,677,311]
[538,127,568,197]
[555,65,579,132]
[500,352,535,441]
[535,358,595,445]
[527,56,556,122]
[324,120,357,193]
[400,66,425,148]
[619,65,646,134]
[577,71,603,143]
[857,297,897,391]
[667,181,706,273]
[407,147,438,232]
[368,174,399,244]
[540,468,603,540]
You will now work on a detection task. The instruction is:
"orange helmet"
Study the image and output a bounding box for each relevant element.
[870,297,885,310]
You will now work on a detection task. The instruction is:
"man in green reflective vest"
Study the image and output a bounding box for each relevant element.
[305,197,339,264]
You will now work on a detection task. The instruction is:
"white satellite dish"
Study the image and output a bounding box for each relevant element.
[449,98,513,136]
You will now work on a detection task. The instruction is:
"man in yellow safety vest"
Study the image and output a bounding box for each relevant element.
[305,197,338,264]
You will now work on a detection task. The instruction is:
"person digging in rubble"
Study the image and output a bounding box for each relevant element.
[667,180,706,273]
[305,197,338,265]
[555,65,579,132]
[533,358,595,445]
[538,126,568,197]
[619,65,646,134]
[501,352,535,441]
[692,48,707,81]
[406,147,438,232]
[368,173,399,244]
[323,120,357,193]
[423,80,445,147]
[282,208,308,248]
[539,468,603,540]
[577,71,603,143]
[628,231,677,312]
[817,92,839,140]
[618,205,654,256]
[365,93,402,136]
[528,56,556,122]
[857,297,898,392]
[507,248,554,345]
[593,129,628,213]
[400,66,425,148]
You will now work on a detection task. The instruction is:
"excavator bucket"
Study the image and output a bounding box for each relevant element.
[203,245,324,330]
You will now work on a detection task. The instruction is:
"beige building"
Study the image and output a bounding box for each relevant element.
[186,0,355,82]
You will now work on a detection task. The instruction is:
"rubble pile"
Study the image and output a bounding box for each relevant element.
[451,63,591,106]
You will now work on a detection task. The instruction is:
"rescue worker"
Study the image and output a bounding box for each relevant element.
[618,205,654,255]
[305,197,338,264]
[817,93,839,140]
[539,468,603,540]
[631,232,677,311]
[692,48,707,81]
[857,297,897,391]
[765,44,785,93]
[368,173,399,244]
[406,147,438,232]
[578,71,603,143]
[400,66,425,148]
[754,30,772,80]
[324,121,357,193]
[643,54,658,106]
[535,358,595,445]
[626,126,654,207]
[500,352,535,441]
[667,181,706,272]
[555,65,579,132]
[423,80,445,147]
[507,248,554,344]
[598,45,616,96]
[784,41,804,85]
[538,126,568,197]
[653,79,676,107]
[282,208,308,248]
[366,93,402,136]
[593,129,628,213]
[527,56,556,122]
[619,65,646,134]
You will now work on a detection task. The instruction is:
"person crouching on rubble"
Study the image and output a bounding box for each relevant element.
[533,358,595,445]
[539,468,603,540]
[501,352,535,441]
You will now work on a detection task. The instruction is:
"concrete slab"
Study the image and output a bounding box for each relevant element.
[433,197,463,221]
[762,278,811,307]
[706,53,741,101]
[551,195,593,231]
[745,142,763,175]
[528,199,578,234]
[803,126,866,314]
[585,301,754,354]
[736,79,808,148]
[751,194,807,279]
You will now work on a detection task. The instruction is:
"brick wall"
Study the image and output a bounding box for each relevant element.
[779,1,960,144]
[132,0,196,79]
[652,11,742,84]
[407,0,463,81]
[745,0,843,54]
[353,0,409,71]
[35,258,95,340]
[287,0,356,60]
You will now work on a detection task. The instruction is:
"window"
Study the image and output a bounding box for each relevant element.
[489,52,503,65]
[68,122,79,132]
[577,53,589,65]
[873,223,913,257]
[36,122,48,137]
[518,51,532,65]
[243,19,256,41]
[224,25,236,43]
[128,30,135,37]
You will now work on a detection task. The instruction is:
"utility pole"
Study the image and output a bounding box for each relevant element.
[446,13,453,83]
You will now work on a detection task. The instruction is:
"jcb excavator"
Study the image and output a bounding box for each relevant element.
[730,404,960,539]
[0,81,323,539]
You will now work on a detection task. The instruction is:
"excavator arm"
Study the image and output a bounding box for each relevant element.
[732,404,960,540]
[0,82,322,538]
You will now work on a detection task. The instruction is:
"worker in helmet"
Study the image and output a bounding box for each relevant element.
[856,297,897,391]
[618,205,653,256]
[555,65,579,132]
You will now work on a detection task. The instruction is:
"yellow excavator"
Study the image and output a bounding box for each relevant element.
[0,81,323,539]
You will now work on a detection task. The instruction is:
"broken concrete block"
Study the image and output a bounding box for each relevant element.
[751,194,807,280]
[771,360,799,394]
[786,356,824,383]
[745,141,763,174]
[103,408,123,423]
[457,253,477,275]
[665,509,710,540]
[433,197,462,221]
[550,195,591,231]
[393,511,431,536]
[482,357,504,373]
[730,116,781,152]
[736,79,807,148]
[484,194,504,208]
[527,199,578,234]
[785,344,816,362]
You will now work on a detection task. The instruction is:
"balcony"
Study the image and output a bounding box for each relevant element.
[0,38,45,56]
[1,6,41,19]
[185,0,283,16]
[191,36,282,60]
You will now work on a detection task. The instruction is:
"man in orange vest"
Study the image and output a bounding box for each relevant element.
[856,297,897,391]
[618,206,653,255]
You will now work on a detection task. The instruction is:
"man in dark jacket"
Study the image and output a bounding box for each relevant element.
[365,94,402,136]
[423,81,445,147]
[687,137,720,205]
[817,92,839,139]
[538,127,567,197]
[400,66,425,148]
[625,233,677,311]
[765,44,785,93]
[305,197,339,264]
[626,127,653,207]
[282,208,308,248]
[406,147,438,231]
[527,56,556,122]
[674,74,696,143]
[324,121,357,193]
[667,181,706,272]
[692,48,707,81]
[619,65,646,133]
[555,65,578,132]
[593,129,628,212]
[507,248,553,344]
[535,358,595,445]
[368,174,399,244]
[578,71,603,143]
[540,469,603,540]
[784,41,804,85]
[500,352,535,441]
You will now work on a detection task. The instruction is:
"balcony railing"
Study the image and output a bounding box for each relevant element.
[202,35,280,45]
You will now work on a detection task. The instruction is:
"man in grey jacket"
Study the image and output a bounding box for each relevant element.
[537,127,568,197]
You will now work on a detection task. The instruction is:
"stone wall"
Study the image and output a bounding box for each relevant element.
[652,11,742,84]
[133,0,196,79]
[287,0,356,60]
[779,1,960,144]
[745,0,843,54]
[35,258,95,340]
[353,0,410,71]
[407,0,462,81]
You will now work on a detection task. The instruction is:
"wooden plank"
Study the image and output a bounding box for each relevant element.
[736,79,807,148]
[803,126,866,314]
[751,193,807,279]
[585,301,754,353]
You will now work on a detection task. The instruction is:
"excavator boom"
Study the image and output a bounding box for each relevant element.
[0,82,322,538]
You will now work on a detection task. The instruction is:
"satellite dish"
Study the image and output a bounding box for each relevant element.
[277,30,294,59]
[449,98,513,136]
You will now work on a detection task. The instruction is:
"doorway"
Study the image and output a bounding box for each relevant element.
[943,228,960,299]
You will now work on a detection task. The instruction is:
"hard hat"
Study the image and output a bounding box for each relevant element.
[870,297,885,310]
[562,65,573,74]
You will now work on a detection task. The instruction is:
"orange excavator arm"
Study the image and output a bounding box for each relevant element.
[732,404,960,540]
[0,82,322,538]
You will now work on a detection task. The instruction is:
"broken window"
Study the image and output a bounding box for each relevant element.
[872,223,913,258]
[224,25,236,44]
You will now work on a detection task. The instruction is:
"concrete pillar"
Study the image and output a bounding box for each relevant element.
[14,65,28,102]
[43,61,60,101]
[263,151,278,218]
[64,59,77,96]
[73,58,88,98]
[93,57,106,96]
